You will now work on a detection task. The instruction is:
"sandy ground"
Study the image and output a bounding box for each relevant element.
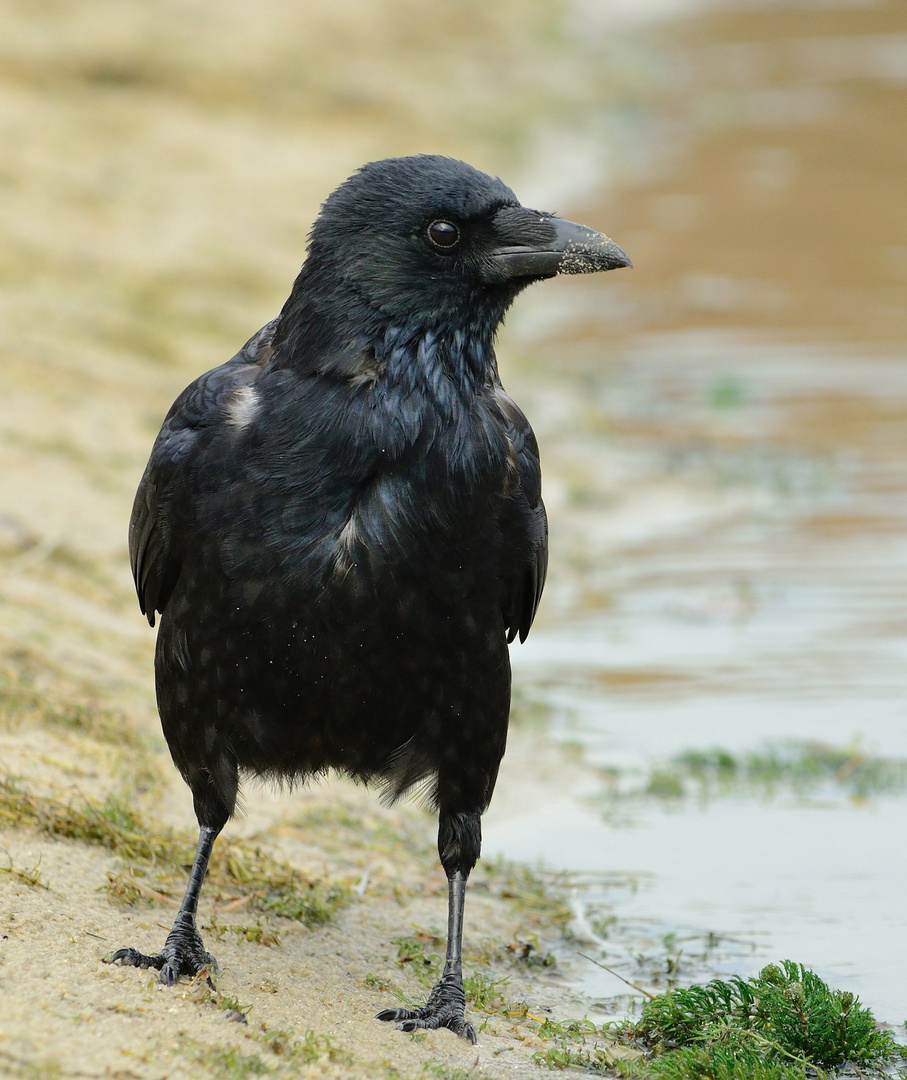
[0,732,592,1080]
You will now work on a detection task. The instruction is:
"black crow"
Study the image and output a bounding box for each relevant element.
[111,155,630,1042]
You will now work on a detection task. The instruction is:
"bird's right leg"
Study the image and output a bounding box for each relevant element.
[376,808,480,1042]
[109,823,221,985]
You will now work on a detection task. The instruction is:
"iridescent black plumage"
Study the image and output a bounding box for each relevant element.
[111,155,630,1040]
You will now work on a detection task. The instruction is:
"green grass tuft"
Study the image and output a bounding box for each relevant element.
[253,1028,353,1067]
[422,1059,494,1080]
[0,1050,63,1080]
[463,971,510,1011]
[0,776,349,928]
[192,1045,269,1079]
[393,933,443,988]
[0,851,47,889]
[475,855,572,926]
[256,880,349,925]
[178,1028,352,1076]
[207,919,281,948]
[533,1017,616,1072]
[660,743,907,803]
[0,652,151,749]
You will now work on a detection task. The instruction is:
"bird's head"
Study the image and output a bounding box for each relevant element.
[299,155,631,337]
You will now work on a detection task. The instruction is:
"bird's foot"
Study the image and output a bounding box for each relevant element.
[107,912,216,987]
[376,973,476,1043]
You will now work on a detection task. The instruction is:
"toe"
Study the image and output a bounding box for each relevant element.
[160,961,180,987]
[456,1020,478,1045]
[375,1008,412,1023]
[107,947,164,971]
[375,994,475,1042]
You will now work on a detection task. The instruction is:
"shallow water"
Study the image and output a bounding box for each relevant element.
[485,330,906,1019]
[487,334,907,1020]
[484,0,907,1024]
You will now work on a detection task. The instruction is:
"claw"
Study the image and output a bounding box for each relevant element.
[106,914,216,988]
[376,973,476,1043]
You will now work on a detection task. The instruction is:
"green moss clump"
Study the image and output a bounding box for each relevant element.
[532,961,897,1078]
[623,1044,799,1080]
[632,961,893,1069]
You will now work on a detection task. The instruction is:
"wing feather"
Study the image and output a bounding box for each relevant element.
[129,321,276,625]
[495,389,548,643]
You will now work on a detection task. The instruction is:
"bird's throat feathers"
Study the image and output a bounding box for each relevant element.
[379,323,495,404]
[273,276,500,410]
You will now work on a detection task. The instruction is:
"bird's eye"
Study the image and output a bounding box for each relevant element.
[427,220,460,250]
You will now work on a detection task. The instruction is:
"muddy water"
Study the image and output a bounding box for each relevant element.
[484,0,907,1022]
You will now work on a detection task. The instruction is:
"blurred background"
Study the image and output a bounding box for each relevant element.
[1,0,905,1026]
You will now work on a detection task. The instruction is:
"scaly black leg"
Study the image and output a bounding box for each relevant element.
[376,870,476,1043]
[108,824,220,986]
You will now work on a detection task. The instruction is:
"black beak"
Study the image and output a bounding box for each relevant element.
[481,206,632,284]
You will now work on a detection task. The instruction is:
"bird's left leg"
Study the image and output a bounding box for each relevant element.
[376,809,480,1043]
[108,822,221,986]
